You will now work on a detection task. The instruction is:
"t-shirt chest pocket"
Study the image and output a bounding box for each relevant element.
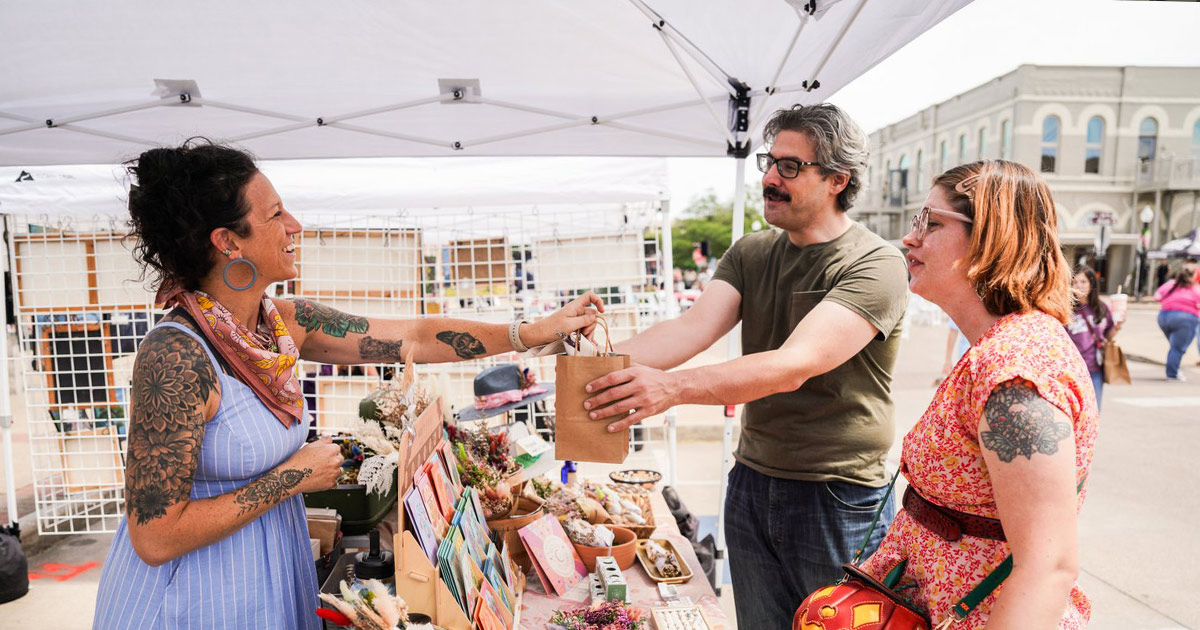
[789,290,828,329]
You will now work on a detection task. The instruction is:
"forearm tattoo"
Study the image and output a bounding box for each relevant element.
[125,328,218,525]
[233,468,313,517]
[359,336,404,361]
[291,298,369,338]
[981,379,1071,463]
[436,330,486,359]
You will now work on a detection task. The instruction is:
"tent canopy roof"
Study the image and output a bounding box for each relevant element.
[1,0,972,165]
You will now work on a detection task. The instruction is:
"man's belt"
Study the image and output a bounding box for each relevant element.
[903,486,1006,542]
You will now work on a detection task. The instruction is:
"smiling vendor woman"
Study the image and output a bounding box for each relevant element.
[93,139,602,630]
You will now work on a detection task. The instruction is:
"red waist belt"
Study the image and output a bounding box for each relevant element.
[902,486,1006,542]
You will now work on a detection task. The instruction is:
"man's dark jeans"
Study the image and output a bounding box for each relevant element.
[724,462,895,630]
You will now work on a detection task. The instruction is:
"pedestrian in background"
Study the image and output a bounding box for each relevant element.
[1154,261,1200,381]
[1066,266,1119,410]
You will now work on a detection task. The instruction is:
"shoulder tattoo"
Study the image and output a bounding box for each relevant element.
[125,328,219,525]
[291,298,369,338]
[981,378,1072,463]
[436,330,486,359]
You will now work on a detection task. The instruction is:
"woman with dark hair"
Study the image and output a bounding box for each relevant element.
[1153,261,1200,381]
[854,160,1097,628]
[1065,266,1119,409]
[93,139,603,629]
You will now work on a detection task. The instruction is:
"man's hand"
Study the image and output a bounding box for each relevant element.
[584,365,680,432]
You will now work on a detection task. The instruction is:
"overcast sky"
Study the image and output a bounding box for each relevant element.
[668,0,1200,211]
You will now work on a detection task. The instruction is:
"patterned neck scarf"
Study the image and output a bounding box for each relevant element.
[156,283,304,428]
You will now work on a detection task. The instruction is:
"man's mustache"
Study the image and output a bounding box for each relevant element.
[763,185,791,202]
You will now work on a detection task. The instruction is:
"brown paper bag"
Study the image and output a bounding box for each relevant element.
[1103,340,1131,385]
[554,350,631,463]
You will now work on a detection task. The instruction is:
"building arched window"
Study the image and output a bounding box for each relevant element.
[1192,120,1200,159]
[1138,117,1158,162]
[1085,116,1104,174]
[898,154,910,193]
[915,149,924,193]
[1040,116,1060,173]
[939,140,948,172]
[958,134,967,164]
[1000,120,1012,160]
[977,127,986,160]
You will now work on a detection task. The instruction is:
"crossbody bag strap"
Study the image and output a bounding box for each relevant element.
[850,467,902,565]
[936,474,1089,628]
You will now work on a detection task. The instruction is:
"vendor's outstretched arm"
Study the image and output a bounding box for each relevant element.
[613,280,741,370]
[586,300,880,431]
[274,292,603,364]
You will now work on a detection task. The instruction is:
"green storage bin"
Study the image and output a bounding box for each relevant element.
[304,477,398,536]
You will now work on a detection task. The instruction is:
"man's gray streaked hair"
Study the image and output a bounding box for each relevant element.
[762,103,870,212]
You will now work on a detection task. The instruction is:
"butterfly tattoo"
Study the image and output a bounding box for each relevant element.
[981,379,1071,463]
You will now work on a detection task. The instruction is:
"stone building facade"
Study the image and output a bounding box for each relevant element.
[854,65,1200,294]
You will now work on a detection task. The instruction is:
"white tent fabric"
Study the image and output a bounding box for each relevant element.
[0,157,669,217]
[2,0,972,165]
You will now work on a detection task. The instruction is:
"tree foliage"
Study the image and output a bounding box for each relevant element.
[671,185,765,271]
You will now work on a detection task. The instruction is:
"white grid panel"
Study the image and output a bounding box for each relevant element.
[9,201,669,534]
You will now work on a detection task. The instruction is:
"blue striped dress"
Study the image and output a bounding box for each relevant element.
[93,322,320,630]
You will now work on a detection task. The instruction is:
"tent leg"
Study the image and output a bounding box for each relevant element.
[714,157,748,595]
[1,218,18,535]
[659,199,679,488]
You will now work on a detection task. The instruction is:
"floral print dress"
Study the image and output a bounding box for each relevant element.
[861,311,1098,629]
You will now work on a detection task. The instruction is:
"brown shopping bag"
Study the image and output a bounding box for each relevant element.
[1103,340,1131,385]
[554,318,630,463]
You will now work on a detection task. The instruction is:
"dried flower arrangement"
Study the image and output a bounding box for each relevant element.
[318,579,409,630]
[548,600,647,630]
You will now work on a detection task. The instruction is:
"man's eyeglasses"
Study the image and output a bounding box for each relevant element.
[756,153,822,179]
[909,206,973,241]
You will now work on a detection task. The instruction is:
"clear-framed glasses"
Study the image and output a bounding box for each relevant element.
[756,153,822,179]
[909,206,974,241]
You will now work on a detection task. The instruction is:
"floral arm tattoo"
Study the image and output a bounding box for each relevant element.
[233,468,312,517]
[436,330,487,359]
[981,379,1072,463]
[125,328,218,525]
[291,298,369,338]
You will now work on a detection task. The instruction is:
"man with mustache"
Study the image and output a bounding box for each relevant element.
[585,103,908,628]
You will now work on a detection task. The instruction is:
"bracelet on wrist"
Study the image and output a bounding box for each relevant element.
[509,318,531,352]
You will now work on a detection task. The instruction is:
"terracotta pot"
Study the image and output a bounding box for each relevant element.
[573,525,636,571]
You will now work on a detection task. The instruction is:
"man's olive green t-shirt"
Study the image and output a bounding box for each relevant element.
[712,223,909,487]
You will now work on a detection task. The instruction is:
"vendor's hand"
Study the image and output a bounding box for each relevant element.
[524,291,605,347]
[281,437,343,494]
[584,364,679,432]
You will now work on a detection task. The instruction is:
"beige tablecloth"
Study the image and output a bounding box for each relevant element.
[517,491,728,629]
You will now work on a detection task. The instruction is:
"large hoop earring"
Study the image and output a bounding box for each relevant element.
[222,258,258,291]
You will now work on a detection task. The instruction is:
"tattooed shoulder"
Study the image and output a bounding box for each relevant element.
[290,298,369,338]
[980,378,1071,463]
[125,327,219,525]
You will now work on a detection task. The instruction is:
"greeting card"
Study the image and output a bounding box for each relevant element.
[518,513,587,596]
[402,488,438,565]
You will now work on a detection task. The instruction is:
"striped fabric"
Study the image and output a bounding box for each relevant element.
[93,322,320,630]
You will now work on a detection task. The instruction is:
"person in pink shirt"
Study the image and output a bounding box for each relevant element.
[1154,261,1200,380]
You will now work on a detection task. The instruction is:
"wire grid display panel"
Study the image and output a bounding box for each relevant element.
[302,205,671,455]
[8,205,669,534]
[8,216,158,534]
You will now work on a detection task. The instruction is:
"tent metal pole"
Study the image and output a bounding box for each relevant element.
[659,199,679,487]
[714,156,747,594]
[653,30,738,147]
[1,217,18,532]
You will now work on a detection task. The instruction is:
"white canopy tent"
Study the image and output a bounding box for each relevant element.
[0,0,975,586]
